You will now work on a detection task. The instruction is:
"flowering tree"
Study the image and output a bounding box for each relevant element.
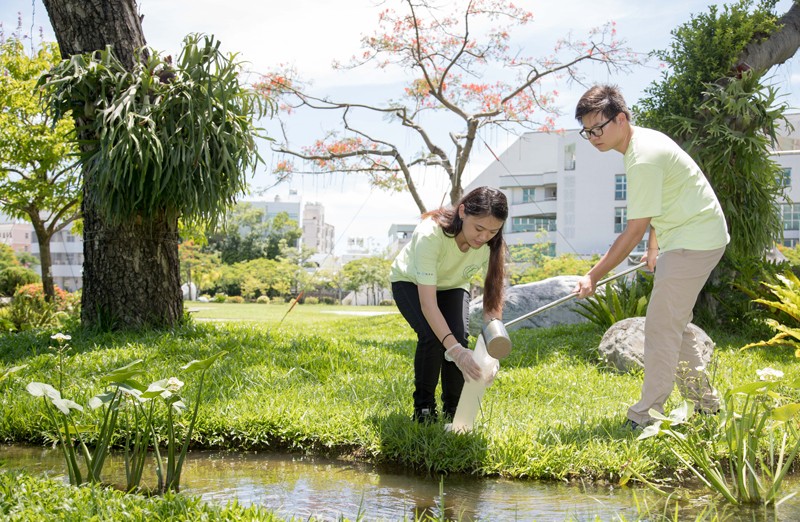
[256,0,640,212]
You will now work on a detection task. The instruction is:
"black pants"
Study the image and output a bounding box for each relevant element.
[392,281,470,417]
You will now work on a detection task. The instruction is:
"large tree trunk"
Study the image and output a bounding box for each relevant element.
[43,0,183,328]
[737,1,800,72]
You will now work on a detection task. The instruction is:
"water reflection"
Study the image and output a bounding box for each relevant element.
[2,444,799,521]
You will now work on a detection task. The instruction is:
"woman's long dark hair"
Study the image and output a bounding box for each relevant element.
[422,187,508,312]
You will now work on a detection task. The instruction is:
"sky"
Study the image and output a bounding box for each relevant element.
[2,0,799,255]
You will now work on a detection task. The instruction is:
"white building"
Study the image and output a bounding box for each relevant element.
[387,223,415,258]
[30,222,83,292]
[244,194,302,226]
[302,202,335,254]
[0,221,34,255]
[466,115,800,263]
[0,218,83,292]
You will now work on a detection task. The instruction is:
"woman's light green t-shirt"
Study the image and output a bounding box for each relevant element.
[625,127,729,252]
[390,218,489,290]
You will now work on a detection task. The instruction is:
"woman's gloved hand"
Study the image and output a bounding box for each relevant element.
[444,343,482,381]
[485,360,500,387]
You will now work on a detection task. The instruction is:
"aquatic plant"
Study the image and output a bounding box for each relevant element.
[638,369,800,505]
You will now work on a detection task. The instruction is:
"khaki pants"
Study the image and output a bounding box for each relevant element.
[627,246,725,425]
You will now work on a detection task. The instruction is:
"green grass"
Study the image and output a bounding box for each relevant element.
[0,305,797,486]
[0,468,286,521]
[185,302,398,323]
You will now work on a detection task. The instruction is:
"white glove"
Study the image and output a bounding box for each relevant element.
[485,360,500,387]
[445,343,482,381]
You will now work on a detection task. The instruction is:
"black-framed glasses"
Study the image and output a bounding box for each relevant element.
[579,116,615,139]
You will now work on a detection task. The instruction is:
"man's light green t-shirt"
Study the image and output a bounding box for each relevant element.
[625,127,729,252]
[390,218,490,291]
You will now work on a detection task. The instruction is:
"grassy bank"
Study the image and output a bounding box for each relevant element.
[0,303,797,483]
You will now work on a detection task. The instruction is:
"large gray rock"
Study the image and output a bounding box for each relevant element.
[469,275,587,335]
[598,316,714,373]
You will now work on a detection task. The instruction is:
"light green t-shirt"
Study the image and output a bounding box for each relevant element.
[625,127,729,252]
[389,217,490,291]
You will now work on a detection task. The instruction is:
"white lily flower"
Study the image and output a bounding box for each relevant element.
[165,377,184,392]
[51,333,72,342]
[756,367,784,381]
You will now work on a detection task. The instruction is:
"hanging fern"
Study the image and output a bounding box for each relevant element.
[37,33,271,227]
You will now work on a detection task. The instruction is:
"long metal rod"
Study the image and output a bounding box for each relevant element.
[503,261,647,328]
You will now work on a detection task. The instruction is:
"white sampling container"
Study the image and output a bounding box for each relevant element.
[447,334,499,433]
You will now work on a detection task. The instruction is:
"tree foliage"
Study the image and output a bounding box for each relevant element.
[342,257,391,305]
[632,0,792,326]
[257,0,640,211]
[37,33,269,228]
[206,204,302,263]
[0,32,80,301]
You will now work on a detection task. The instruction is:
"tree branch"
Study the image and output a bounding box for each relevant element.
[737,1,800,72]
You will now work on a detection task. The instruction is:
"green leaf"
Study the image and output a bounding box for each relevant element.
[26,382,60,400]
[771,403,800,422]
[51,397,83,415]
[88,391,116,409]
[181,350,227,373]
[100,359,145,383]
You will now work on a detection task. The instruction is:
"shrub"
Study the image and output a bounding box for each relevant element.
[0,307,13,333]
[742,270,800,356]
[225,296,245,303]
[303,296,319,305]
[212,293,227,303]
[320,296,336,305]
[8,284,72,332]
[379,299,395,306]
[256,295,270,304]
[0,266,41,296]
[574,272,653,330]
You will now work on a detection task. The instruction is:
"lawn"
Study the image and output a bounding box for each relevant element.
[1,303,798,485]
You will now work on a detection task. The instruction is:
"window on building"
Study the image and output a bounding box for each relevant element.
[544,185,557,200]
[614,207,627,233]
[564,143,576,171]
[784,238,799,248]
[782,203,800,230]
[615,174,627,200]
[512,216,556,233]
[521,188,535,203]
[778,168,792,187]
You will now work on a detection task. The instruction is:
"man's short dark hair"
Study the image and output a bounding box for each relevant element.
[575,84,632,122]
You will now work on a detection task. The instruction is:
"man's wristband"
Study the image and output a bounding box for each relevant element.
[441,332,455,346]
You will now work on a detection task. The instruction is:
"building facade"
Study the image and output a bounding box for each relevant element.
[302,202,335,254]
[466,115,800,262]
[0,221,34,254]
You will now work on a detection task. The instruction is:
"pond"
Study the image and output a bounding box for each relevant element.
[2,444,799,521]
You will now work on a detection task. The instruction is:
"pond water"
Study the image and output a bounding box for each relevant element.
[2,444,799,521]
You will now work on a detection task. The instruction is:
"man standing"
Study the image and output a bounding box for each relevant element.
[573,84,729,429]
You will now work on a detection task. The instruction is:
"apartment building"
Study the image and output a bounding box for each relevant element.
[29,222,84,292]
[466,115,800,260]
[0,221,34,255]
[302,202,335,254]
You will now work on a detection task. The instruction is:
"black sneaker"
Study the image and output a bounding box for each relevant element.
[623,418,642,431]
[413,407,437,423]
